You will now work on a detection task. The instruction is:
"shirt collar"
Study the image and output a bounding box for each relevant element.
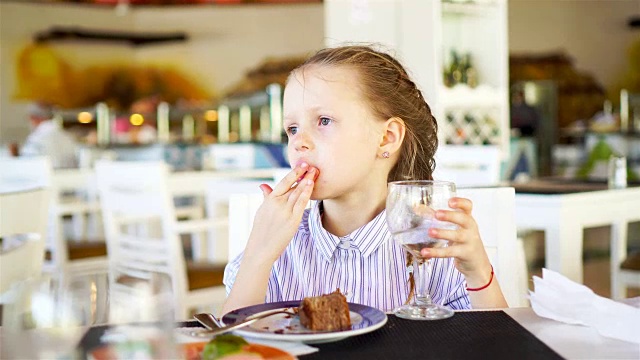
[309,201,390,261]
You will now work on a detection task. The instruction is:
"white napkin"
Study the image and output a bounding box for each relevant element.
[174,327,318,356]
[529,268,640,344]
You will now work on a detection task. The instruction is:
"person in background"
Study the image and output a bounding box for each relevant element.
[510,89,540,137]
[18,102,79,168]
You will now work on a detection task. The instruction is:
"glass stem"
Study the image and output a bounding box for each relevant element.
[413,258,433,306]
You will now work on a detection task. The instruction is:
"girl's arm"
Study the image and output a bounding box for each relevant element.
[421,197,508,309]
[222,164,318,314]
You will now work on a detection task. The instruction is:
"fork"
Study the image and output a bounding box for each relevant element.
[193,313,223,330]
[187,310,295,338]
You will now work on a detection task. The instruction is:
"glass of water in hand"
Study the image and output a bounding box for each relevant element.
[386,180,457,320]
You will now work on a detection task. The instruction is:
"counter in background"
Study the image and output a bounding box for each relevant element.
[78,142,288,171]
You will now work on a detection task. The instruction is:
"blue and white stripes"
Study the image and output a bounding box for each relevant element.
[224,201,470,312]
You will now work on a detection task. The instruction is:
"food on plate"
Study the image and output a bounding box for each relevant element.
[186,334,293,360]
[200,334,247,359]
[299,289,351,331]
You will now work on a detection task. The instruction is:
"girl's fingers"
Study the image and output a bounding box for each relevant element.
[428,228,459,243]
[421,245,456,259]
[270,163,310,196]
[259,184,273,198]
[292,179,314,214]
[449,197,473,214]
[435,209,474,229]
[287,168,315,205]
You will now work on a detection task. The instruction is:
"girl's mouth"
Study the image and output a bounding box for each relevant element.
[295,166,320,183]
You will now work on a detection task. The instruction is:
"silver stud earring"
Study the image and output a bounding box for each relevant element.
[382,151,390,159]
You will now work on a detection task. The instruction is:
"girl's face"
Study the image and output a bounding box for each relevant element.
[283,65,385,201]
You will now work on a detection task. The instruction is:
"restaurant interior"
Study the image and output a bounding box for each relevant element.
[1,0,639,359]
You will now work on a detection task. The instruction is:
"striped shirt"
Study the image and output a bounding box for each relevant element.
[224,201,471,312]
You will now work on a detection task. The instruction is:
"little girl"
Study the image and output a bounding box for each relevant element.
[222,45,507,314]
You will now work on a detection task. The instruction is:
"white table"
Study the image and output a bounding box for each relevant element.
[514,185,640,290]
[505,307,639,359]
[0,186,49,238]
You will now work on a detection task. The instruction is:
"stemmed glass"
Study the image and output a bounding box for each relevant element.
[386,180,457,320]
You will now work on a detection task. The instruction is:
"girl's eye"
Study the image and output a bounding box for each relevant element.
[287,126,298,136]
[319,117,332,126]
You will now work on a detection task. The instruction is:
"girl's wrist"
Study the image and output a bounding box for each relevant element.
[464,263,494,289]
[239,248,276,275]
[244,236,282,265]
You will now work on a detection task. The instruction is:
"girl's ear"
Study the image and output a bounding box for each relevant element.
[379,117,406,157]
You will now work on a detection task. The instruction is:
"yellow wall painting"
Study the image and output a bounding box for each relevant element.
[14,44,213,110]
[15,44,78,108]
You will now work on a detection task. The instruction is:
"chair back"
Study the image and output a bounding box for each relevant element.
[0,157,52,239]
[205,180,270,263]
[52,169,102,240]
[95,161,188,313]
[433,145,502,187]
[458,187,528,307]
[0,234,45,301]
[227,192,269,261]
[0,157,104,272]
[0,188,50,242]
[0,157,53,189]
[46,169,104,269]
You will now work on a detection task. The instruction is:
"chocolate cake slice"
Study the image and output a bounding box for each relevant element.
[298,290,351,331]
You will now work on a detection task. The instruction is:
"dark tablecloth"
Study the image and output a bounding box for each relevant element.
[301,311,562,360]
[80,311,562,360]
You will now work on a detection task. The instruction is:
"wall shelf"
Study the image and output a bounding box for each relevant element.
[34,27,188,46]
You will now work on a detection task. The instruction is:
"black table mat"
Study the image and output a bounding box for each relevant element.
[79,312,562,360]
[302,311,563,360]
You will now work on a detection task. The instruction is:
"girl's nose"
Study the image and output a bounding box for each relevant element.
[293,133,314,152]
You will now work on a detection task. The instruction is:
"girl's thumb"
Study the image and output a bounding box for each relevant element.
[259,183,273,198]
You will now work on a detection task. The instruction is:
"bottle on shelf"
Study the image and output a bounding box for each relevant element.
[443,50,478,88]
[464,54,478,88]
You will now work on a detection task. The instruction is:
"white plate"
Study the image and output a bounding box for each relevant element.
[221,301,388,344]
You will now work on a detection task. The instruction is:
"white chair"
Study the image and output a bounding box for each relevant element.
[0,157,107,276]
[0,188,50,242]
[168,170,275,263]
[204,179,271,263]
[458,187,529,307]
[47,169,107,276]
[0,234,45,302]
[96,161,227,319]
[613,255,640,300]
[0,157,52,268]
[52,169,103,242]
[0,185,49,292]
[0,157,52,189]
[433,145,502,187]
[612,224,640,299]
[228,187,529,307]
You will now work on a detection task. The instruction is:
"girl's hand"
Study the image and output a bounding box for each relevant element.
[419,197,493,288]
[244,162,319,262]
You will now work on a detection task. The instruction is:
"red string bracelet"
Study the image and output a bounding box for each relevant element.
[466,265,494,292]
